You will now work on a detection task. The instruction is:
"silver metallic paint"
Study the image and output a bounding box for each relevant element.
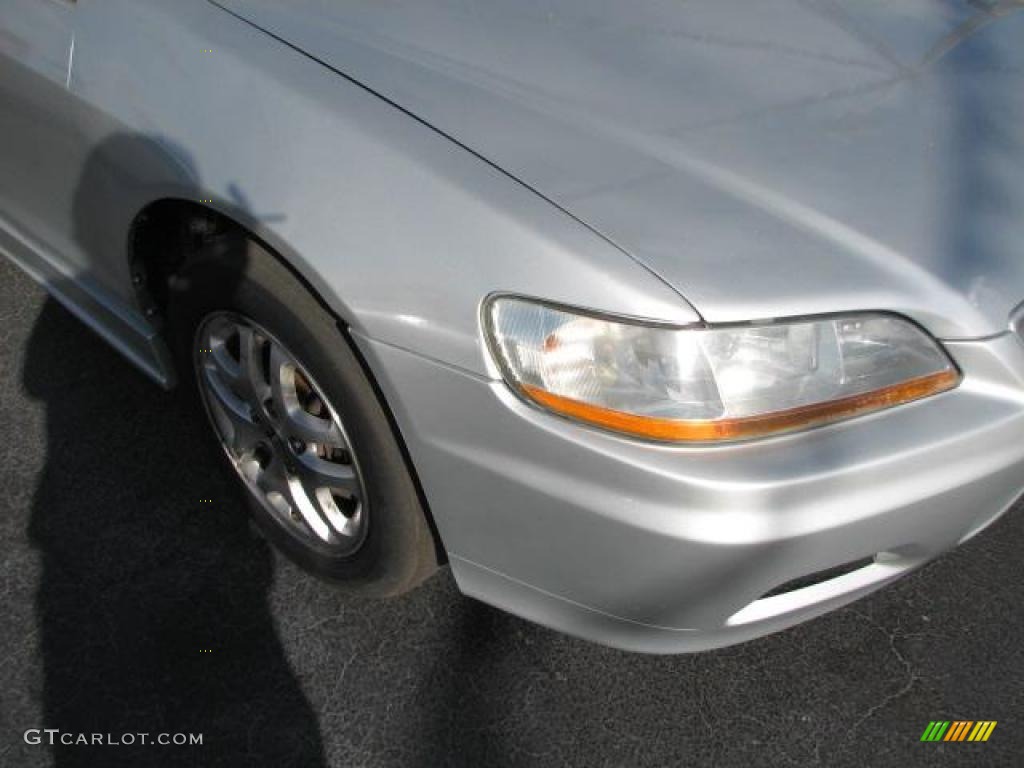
[358,331,1024,651]
[1,0,697,381]
[215,0,1024,340]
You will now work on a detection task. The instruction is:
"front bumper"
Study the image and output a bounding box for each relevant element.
[357,330,1024,653]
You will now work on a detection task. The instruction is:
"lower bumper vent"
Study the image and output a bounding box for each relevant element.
[761,557,876,599]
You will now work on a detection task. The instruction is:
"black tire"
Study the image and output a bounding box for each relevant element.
[166,233,439,596]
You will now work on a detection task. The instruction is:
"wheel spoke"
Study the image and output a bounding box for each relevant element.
[286,409,344,447]
[276,458,336,543]
[267,343,295,431]
[200,366,263,455]
[294,451,359,495]
[237,326,271,411]
[203,315,245,388]
[268,345,344,446]
[291,453,361,542]
[209,343,242,389]
[249,451,286,496]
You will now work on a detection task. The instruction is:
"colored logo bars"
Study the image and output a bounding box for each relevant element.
[920,721,997,742]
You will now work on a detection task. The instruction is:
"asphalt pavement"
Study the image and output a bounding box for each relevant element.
[1,257,1022,767]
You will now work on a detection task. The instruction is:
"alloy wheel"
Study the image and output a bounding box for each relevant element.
[193,311,368,556]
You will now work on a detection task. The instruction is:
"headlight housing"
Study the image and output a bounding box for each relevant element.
[484,296,960,443]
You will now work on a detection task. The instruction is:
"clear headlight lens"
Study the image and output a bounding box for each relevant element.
[484,297,960,442]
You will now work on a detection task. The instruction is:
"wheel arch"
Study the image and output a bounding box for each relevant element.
[128,198,449,565]
[127,197,352,330]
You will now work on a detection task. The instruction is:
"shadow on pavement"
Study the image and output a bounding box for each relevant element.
[22,295,327,767]
[21,128,326,768]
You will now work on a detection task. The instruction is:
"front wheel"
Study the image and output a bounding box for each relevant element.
[167,235,439,596]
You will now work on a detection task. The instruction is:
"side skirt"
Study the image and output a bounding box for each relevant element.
[0,217,176,388]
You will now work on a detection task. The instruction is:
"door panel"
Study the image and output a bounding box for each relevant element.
[0,1,177,386]
[0,1,79,262]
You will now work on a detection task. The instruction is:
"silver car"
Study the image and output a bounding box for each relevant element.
[3,1,1023,653]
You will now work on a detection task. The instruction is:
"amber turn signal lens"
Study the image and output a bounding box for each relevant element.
[521,369,960,443]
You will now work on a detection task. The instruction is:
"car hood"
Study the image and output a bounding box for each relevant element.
[218,0,1024,338]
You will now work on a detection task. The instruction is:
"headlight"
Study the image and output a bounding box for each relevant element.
[484,296,960,442]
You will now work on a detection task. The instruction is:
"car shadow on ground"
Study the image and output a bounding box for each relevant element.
[21,296,327,768]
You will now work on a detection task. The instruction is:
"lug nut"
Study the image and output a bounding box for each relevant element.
[252,443,272,469]
[289,438,306,454]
